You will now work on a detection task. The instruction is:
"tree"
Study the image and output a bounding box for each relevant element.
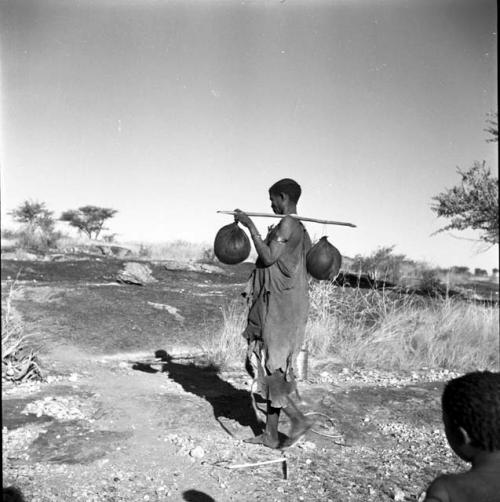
[485,112,498,143]
[352,245,409,283]
[431,114,499,245]
[8,200,55,232]
[432,162,498,245]
[7,200,59,251]
[60,205,117,240]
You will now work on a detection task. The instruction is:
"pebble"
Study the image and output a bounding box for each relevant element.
[21,395,90,421]
[300,441,316,450]
[189,446,205,459]
[311,367,461,388]
[393,487,405,501]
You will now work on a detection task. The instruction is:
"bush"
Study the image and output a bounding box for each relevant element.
[15,226,62,253]
[417,269,445,296]
[2,282,43,383]
[2,226,62,254]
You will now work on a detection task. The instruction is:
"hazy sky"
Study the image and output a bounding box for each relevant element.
[1,0,498,270]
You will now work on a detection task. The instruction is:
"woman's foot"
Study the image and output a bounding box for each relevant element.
[281,416,314,448]
[244,433,280,449]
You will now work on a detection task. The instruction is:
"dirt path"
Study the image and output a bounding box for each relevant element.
[3,341,465,502]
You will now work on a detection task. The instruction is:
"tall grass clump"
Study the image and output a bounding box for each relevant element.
[2,282,43,383]
[201,301,248,370]
[306,282,499,371]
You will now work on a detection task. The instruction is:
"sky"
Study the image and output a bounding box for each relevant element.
[1,0,498,270]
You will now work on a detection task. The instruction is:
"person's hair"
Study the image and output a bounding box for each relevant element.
[269,178,302,203]
[3,487,26,502]
[442,371,500,451]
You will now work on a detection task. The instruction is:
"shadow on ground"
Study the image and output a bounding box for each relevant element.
[183,489,216,502]
[132,350,264,437]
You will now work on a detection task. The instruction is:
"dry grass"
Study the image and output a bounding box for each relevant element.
[2,281,44,383]
[307,282,499,371]
[126,240,214,262]
[206,281,498,372]
[201,301,248,370]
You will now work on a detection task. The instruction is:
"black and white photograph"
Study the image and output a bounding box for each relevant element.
[1,0,498,501]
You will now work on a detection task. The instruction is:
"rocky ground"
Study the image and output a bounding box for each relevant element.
[2,257,466,501]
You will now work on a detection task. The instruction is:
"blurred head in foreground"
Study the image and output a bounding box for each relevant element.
[442,370,500,459]
[423,371,500,502]
[3,486,26,502]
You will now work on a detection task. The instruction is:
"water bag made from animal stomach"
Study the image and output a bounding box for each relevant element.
[306,236,342,280]
[213,222,251,265]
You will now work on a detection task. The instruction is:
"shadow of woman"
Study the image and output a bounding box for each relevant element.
[132,349,264,437]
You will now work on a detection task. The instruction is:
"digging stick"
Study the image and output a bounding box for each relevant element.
[228,458,287,469]
[217,210,356,228]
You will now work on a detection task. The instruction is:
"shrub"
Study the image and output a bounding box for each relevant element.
[417,268,445,296]
[15,226,62,253]
[2,282,43,383]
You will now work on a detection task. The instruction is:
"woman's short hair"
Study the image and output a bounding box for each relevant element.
[269,178,302,203]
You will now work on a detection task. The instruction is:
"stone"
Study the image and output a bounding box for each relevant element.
[117,262,158,285]
[162,260,227,275]
[189,446,205,459]
[147,302,185,322]
[393,487,405,501]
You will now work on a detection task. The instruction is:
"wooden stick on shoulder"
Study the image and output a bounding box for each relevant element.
[217,210,356,228]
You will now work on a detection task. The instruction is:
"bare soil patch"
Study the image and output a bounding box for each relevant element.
[2,258,464,501]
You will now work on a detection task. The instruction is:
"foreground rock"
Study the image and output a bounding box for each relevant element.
[116,262,158,285]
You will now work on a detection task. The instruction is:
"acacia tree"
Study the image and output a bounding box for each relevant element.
[431,115,499,245]
[7,200,59,250]
[60,206,117,240]
[8,200,55,232]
